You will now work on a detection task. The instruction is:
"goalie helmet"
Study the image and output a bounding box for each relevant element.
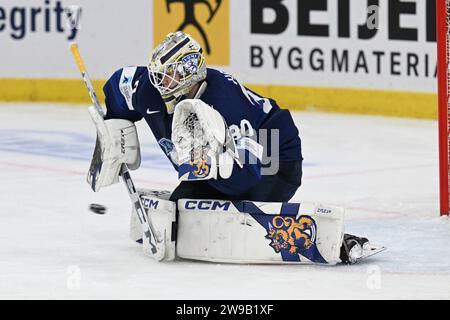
[148,31,207,114]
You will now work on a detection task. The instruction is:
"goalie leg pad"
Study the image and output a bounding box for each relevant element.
[130,189,176,261]
[176,199,344,265]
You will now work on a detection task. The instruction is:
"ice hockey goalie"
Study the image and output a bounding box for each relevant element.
[90,31,385,265]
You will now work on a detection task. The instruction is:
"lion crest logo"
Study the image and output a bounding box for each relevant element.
[266,216,317,255]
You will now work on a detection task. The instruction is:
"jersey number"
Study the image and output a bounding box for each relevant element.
[229,120,254,141]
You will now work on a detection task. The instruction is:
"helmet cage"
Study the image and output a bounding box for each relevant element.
[148,51,205,98]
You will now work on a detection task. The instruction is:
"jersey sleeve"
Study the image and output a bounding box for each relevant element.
[103,67,147,122]
[201,69,302,196]
[200,71,268,195]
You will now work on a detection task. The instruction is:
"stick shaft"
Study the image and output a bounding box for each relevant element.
[69,42,164,259]
[69,42,104,117]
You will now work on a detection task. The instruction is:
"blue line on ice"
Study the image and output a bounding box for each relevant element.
[0,129,173,170]
[0,129,317,169]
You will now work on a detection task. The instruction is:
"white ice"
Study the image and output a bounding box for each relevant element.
[0,104,449,300]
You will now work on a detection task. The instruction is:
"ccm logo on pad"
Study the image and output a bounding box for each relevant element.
[184,200,231,211]
[141,197,159,210]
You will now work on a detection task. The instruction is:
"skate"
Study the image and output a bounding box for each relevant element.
[340,234,386,264]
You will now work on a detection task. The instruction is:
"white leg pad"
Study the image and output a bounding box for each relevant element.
[176,200,345,265]
[130,189,176,261]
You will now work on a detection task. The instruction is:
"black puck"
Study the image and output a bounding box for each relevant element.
[89,203,106,215]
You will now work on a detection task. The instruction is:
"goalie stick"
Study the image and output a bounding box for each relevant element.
[69,42,165,261]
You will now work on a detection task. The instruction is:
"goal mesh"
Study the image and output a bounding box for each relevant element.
[437,0,450,215]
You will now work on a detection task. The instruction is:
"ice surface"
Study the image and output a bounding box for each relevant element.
[0,104,449,299]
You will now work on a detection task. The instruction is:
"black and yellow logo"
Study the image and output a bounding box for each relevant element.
[153,0,229,66]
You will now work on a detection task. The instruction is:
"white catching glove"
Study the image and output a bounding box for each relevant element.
[171,99,241,181]
[87,106,141,192]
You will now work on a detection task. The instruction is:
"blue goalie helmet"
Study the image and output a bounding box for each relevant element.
[148,31,207,114]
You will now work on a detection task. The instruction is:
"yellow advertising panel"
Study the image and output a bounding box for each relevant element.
[153,0,229,66]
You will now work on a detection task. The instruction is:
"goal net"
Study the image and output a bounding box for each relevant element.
[437,0,450,216]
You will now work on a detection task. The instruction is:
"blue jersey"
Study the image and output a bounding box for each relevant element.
[103,67,302,195]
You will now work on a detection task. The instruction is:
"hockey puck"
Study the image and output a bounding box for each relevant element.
[89,203,107,215]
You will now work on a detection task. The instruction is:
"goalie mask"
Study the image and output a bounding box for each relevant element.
[148,31,207,114]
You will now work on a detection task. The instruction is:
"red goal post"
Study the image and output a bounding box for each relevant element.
[437,0,450,216]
